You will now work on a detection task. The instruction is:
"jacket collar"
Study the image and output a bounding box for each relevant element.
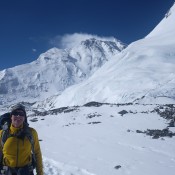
[10,124,23,133]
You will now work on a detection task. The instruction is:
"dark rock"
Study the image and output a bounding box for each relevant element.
[86,113,101,119]
[136,128,175,139]
[30,118,38,122]
[87,121,101,124]
[118,110,128,116]
[136,130,144,133]
[83,101,104,107]
[114,165,121,169]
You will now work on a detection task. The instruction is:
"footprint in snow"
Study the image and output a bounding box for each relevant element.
[34,157,96,175]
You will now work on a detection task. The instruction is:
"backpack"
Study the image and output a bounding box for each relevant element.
[0,113,11,130]
[0,112,36,168]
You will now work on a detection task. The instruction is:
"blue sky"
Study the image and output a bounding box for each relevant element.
[0,0,174,71]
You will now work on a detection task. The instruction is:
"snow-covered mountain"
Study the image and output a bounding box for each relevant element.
[0,4,175,175]
[0,38,126,106]
[1,3,175,109]
[43,3,175,108]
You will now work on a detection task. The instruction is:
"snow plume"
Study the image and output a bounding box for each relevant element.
[50,33,121,49]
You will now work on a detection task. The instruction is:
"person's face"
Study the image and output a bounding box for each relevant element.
[11,110,25,128]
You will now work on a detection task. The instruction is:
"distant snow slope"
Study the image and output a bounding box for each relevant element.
[0,38,126,106]
[45,3,175,108]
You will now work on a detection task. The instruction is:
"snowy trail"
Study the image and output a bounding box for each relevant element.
[38,157,96,175]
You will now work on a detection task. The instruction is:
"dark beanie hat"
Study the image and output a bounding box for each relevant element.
[11,103,27,122]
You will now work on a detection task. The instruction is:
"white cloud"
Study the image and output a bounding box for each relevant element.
[49,33,116,49]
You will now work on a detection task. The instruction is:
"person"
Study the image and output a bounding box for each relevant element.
[0,104,43,175]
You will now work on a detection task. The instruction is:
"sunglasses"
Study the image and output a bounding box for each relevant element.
[11,111,25,117]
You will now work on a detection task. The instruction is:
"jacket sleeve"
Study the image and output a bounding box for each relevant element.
[31,128,43,175]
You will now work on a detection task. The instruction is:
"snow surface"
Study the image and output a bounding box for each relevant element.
[3,103,173,175]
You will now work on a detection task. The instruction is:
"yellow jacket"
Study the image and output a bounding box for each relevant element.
[0,124,43,175]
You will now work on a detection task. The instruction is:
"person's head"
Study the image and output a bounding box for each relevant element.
[10,104,27,128]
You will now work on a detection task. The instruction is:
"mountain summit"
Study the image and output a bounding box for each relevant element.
[0,37,126,105]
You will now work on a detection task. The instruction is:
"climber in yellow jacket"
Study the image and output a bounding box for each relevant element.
[0,104,43,175]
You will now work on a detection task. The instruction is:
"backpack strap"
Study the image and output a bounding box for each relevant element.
[1,122,10,148]
[0,122,10,167]
[25,127,37,168]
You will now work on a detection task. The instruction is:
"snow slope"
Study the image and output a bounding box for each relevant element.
[146,2,175,38]
[20,103,175,175]
[46,3,175,108]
